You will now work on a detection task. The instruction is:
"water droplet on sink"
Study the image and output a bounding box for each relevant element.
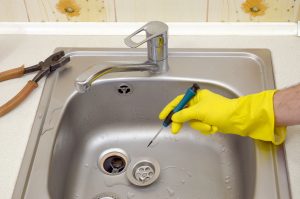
[162,166,177,170]
[127,192,135,199]
[225,176,231,184]
[84,163,89,168]
[166,187,175,197]
[181,168,192,177]
[227,186,232,190]
[181,179,186,184]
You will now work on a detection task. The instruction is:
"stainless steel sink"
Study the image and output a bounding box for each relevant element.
[13,48,290,199]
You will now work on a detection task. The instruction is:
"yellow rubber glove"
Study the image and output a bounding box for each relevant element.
[159,89,286,145]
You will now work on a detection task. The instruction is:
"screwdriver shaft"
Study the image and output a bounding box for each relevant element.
[147,126,164,147]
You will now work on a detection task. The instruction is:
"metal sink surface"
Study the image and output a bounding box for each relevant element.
[13,48,290,199]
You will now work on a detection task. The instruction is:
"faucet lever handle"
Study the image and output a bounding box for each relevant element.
[124,21,168,48]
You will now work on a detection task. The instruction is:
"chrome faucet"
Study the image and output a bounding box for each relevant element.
[124,21,168,72]
[75,21,169,93]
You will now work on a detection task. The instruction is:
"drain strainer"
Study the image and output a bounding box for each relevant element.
[134,165,154,182]
[126,157,160,186]
[93,192,120,199]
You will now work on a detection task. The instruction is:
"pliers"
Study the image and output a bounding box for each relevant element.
[0,51,70,117]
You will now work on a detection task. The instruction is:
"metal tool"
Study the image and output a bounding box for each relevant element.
[0,51,70,117]
[147,83,200,147]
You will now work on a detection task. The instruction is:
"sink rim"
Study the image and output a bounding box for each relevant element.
[12,48,291,199]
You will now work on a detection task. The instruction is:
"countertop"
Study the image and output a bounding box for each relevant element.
[0,23,300,199]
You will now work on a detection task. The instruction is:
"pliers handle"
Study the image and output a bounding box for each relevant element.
[0,51,70,117]
[0,65,25,81]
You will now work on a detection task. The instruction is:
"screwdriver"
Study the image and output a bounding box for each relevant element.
[147,83,200,147]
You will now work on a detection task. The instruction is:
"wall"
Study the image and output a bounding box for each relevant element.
[0,0,299,22]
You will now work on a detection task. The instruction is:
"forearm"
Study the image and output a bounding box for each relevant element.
[274,84,300,126]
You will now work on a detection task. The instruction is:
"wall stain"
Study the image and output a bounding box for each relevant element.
[241,0,267,17]
[55,0,107,21]
[239,0,297,22]
[56,0,81,17]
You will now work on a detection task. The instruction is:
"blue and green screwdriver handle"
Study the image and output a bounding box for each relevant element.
[147,83,200,147]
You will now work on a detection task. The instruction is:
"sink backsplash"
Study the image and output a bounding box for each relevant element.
[1,0,299,22]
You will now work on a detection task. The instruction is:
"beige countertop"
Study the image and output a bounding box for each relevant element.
[0,23,300,199]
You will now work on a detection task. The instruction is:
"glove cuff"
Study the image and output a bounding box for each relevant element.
[273,126,286,145]
[245,90,286,145]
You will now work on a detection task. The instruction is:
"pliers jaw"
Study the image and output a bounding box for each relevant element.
[28,51,70,83]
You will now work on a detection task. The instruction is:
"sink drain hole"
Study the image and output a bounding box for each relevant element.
[98,148,129,175]
[117,83,132,95]
[103,156,125,174]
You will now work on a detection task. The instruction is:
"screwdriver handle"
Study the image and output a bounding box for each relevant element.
[162,83,200,127]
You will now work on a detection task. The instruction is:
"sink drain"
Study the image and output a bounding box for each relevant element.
[93,192,120,199]
[98,148,129,175]
[117,83,133,95]
[134,165,155,183]
[126,157,160,186]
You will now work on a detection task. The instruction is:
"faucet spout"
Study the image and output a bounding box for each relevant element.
[75,21,169,93]
[75,63,158,93]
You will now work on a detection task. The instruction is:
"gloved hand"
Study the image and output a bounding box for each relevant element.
[159,89,286,145]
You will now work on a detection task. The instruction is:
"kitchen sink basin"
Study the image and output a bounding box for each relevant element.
[13,48,290,199]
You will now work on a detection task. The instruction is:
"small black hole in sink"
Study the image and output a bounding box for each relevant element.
[117,84,132,95]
